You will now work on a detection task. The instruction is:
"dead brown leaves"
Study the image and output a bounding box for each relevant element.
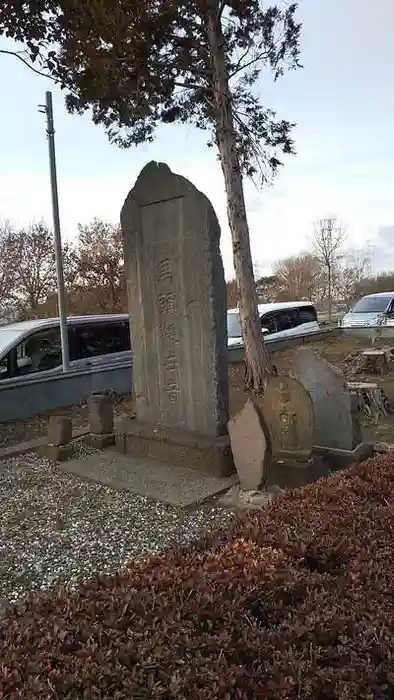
[2,455,394,699]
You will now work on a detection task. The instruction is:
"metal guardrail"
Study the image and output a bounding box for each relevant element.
[0,326,341,424]
[227,326,341,363]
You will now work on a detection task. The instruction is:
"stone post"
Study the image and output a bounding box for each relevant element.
[87,393,115,448]
[45,415,72,461]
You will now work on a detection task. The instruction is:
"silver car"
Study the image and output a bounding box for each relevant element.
[0,302,321,384]
[341,292,394,337]
[227,301,320,348]
[0,314,131,382]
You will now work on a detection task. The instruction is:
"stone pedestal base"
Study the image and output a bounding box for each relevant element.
[267,443,374,491]
[314,442,373,469]
[115,418,234,478]
[276,448,312,463]
[48,416,72,447]
[267,458,327,490]
[85,433,115,449]
[39,444,71,462]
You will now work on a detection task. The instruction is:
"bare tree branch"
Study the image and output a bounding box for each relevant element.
[228,45,255,78]
[229,49,271,79]
[0,48,59,83]
[274,252,323,302]
[75,219,125,311]
[311,217,347,321]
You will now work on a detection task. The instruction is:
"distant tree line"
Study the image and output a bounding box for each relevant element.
[0,219,126,322]
[228,216,392,320]
[0,215,390,324]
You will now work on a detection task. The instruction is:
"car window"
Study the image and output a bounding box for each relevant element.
[275,309,298,332]
[298,306,317,323]
[71,321,131,360]
[0,354,10,379]
[351,296,393,313]
[227,312,242,338]
[386,299,394,314]
[15,327,62,376]
[260,313,277,334]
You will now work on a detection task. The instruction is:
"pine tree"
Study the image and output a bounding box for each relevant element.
[1,0,301,391]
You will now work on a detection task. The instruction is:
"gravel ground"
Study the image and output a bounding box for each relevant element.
[0,450,234,609]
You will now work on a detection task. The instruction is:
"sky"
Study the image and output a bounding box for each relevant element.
[0,0,393,280]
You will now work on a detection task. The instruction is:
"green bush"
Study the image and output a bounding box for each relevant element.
[2,455,394,699]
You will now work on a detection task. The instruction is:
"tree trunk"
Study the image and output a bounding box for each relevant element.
[206,6,274,393]
[327,263,332,323]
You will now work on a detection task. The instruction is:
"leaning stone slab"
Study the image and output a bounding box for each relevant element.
[292,348,362,451]
[85,433,115,449]
[314,442,373,465]
[227,399,271,490]
[374,442,394,454]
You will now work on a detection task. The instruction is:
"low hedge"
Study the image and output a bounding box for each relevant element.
[2,454,394,699]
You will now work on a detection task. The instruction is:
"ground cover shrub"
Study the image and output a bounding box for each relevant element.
[2,454,394,699]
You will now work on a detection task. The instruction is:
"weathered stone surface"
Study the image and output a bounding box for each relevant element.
[85,433,115,450]
[115,417,234,478]
[44,443,71,462]
[60,451,236,508]
[48,416,72,447]
[121,161,228,437]
[292,348,362,450]
[88,393,114,436]
[268,457,330,490]
[227,399,271,490]
[261,375,314,458]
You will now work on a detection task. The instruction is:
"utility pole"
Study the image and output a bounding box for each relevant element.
[38,91,70,372]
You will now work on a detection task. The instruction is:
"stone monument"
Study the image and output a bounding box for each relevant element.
[117,161,232,476]
[262,374,314,461]
[292,348,362,452]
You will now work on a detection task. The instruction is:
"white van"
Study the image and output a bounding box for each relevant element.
[0,304,320,383]
[0,314,131,382]
[341,292,394,336]
[227,301,320,347]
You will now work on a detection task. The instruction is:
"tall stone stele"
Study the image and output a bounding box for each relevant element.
[118,161,232,477]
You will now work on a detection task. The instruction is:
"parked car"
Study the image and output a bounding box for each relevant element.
[0,302,321,384]
[340,292,394,336]
[227,301,320,347]
[0,314,131,382]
